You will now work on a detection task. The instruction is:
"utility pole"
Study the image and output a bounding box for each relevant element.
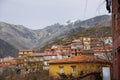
[106,0,120,80]
[112,0,120,80]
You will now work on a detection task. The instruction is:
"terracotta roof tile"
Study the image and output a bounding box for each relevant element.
[0,64,9,67]
[44,53,57,56]
[1,60,17,65]
[19,49,33,52]
[13,57,25,60]
[28,53,45,57]
[94,45,112,52]
[49,55,109,64]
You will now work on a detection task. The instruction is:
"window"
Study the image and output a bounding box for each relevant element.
[71,66,76,73]
[59,66,64,73]
[75,53,77,56]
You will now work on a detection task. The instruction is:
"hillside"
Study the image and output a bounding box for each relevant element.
[0,15,111,50]
[36,26,112,52]
[0,39,18,58]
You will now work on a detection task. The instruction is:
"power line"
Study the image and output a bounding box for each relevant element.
[83,0,88,20]
[95,0,106,16]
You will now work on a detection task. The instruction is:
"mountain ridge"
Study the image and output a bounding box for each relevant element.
[0,15,111,50]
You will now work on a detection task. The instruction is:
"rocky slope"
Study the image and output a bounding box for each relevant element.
[0,39,18,57]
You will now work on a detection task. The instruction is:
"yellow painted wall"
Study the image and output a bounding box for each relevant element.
[19,52,24,54]
[49,63,109,78]
[82,37,91,50]
[19,51,33,55]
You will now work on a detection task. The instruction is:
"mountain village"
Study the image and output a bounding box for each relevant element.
[1,0,120,80]
[0,37,112,80]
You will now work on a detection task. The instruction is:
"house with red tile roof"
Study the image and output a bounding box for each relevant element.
[49,55,110,78]
[94,45,112,60]
[19,49,33,57]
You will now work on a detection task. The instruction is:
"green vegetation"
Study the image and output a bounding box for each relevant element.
[36,26,112,52]
[57,73,74,80]
[68,26,112,39]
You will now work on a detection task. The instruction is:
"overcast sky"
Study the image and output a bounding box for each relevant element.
[0,0,109,29]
